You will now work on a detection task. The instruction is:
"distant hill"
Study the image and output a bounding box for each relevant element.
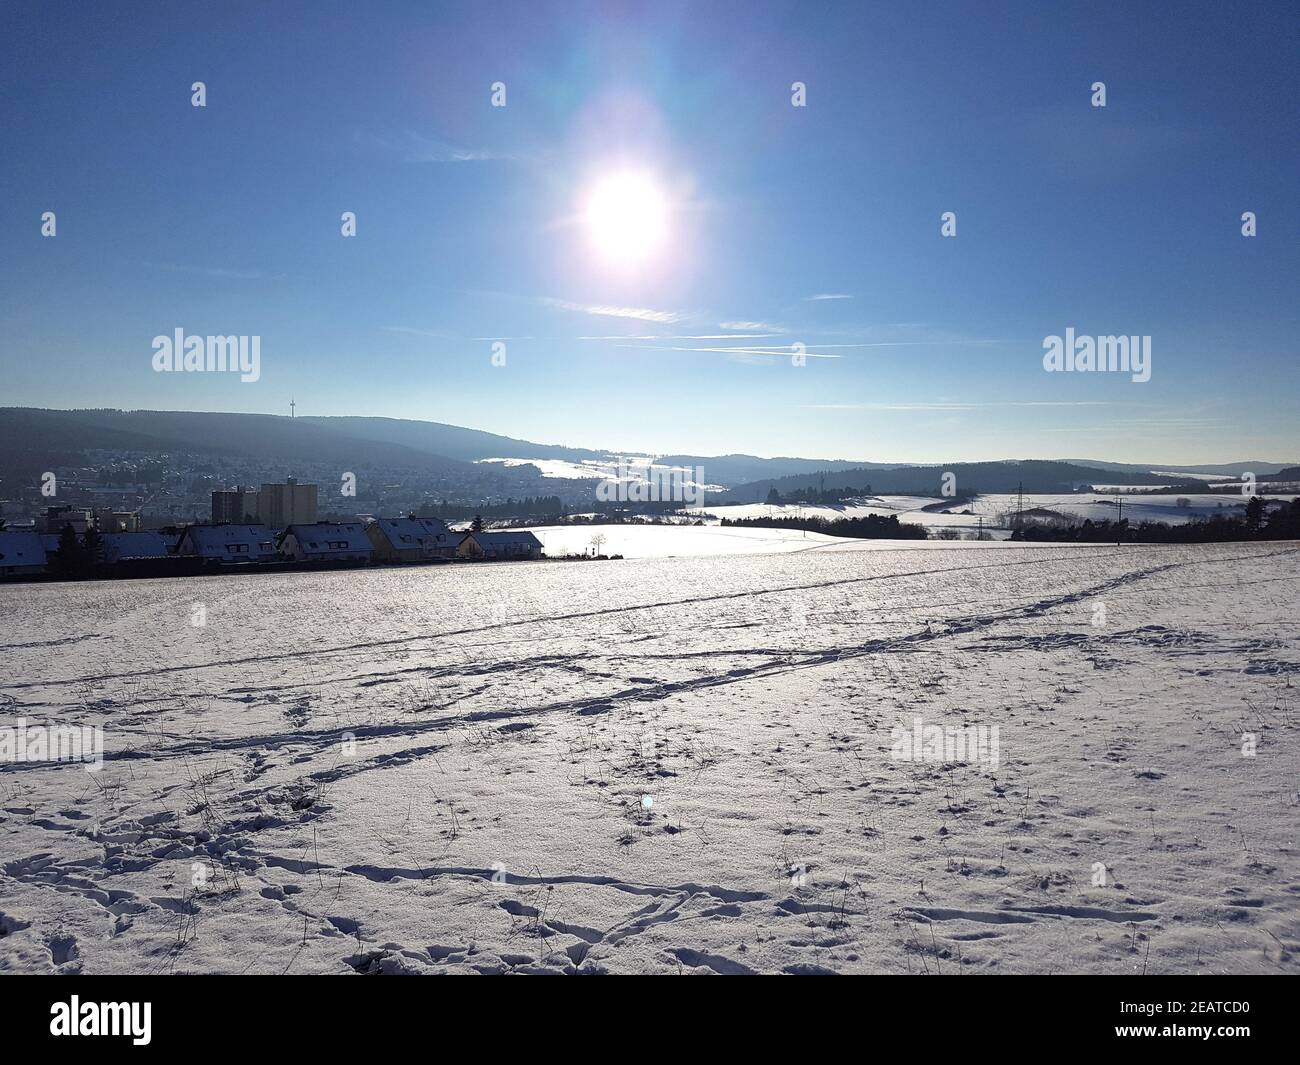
[2,407,1288,498]
[1262,466,1300,483]
[304,419,875,483]
[0,407,478,483]
[653,454,872,485]
[299,415,609,464]
[716,459,1186,502]
[1059,458,1294,477]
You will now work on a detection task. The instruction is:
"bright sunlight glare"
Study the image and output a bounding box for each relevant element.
[582,171,668,265]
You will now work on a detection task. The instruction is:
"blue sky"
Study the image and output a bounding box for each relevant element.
[1,0,1297,463]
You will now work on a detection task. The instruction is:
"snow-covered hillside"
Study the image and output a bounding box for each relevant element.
[694,491,1288,540]
[2,541,1297,974]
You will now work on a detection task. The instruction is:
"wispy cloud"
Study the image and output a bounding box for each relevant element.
[540,298,686,324]
[805,293,853,301]
[358,130,512,163]
[381,326,450,339]
[579,334,780,341]
[807,324,1020,348]
[719,319,786,333]
[144,261,286,281]
[804,340,1015,349]
[621,344,840,363]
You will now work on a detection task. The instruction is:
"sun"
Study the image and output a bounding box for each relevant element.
[583,171,668,265]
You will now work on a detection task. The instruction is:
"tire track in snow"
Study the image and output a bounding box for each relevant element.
[12,544,1295,691]
[40,549,1243,770]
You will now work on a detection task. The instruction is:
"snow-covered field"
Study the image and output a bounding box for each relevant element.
[527,523,847,558]
[524,523,1089,559]
[477,456,613,480]
[2,541,1297,975]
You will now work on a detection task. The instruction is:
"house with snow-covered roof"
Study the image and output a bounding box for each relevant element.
[365,516,456,562]
[278,522,374,563]
[0,529,48,577]
[99,531,176,563]
[175,524,279,563]
[456,530,543,560]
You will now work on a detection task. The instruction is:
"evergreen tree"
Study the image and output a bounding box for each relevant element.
[82,525,103,566]
[52,525,85,576]
[1245,495,1267,535]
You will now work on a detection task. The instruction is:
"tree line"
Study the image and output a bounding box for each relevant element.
[720,514,928,539]
[1011,497,1300,543]
[764,485,875,505]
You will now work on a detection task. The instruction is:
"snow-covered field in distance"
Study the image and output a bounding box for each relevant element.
[477,456,613,480]
[477,456,726,493]
[690,492,1289,541]
[524,522,1106,559]
[527,523,847,557]
[1,540,1296,975]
